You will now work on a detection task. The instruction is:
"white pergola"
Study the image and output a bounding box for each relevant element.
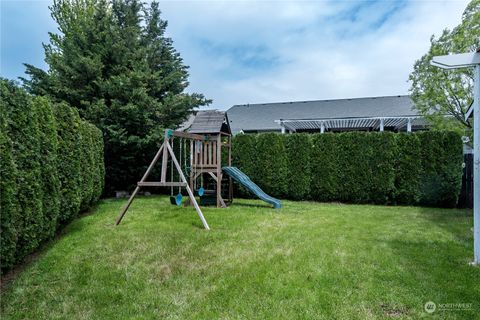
[276,116,426,133]
[431,49,480,265]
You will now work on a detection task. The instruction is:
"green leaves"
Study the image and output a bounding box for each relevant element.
[255,133,288,197]
[409,0,479,134]
[22,0,210,193]
[233,132,463,207]
[285,134,311,200]
[418,131,463,207]
[0,79,104,273]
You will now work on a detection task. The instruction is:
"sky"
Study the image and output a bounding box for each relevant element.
[0,0,471,110]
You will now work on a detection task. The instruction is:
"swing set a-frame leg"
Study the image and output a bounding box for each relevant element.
[115,144,164,226]
[115,186,140,225]
[165,142,210,230]
[115,140,210,230]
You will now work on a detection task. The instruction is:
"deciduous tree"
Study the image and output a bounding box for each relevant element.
[409,0,479,134]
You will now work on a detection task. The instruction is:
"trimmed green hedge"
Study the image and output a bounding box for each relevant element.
[232,131,463,207]
[285,134,311,200]
[310,133,339,202]
[0,79,104,272]
[231,134,257,198]
[418,131,463,207]
[394,133,422,204]
[255,133,288,198]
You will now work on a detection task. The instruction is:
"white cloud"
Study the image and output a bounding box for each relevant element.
[159,0,470,110]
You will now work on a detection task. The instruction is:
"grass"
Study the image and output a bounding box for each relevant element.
[1,196,479,319]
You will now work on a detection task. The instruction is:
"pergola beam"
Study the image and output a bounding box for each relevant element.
[277,116,424,132]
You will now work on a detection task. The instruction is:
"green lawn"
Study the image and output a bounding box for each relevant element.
[1,196,479,319]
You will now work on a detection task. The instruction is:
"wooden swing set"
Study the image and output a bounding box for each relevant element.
[115,127,232,230]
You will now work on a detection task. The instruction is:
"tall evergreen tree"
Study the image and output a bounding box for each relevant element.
[22,0,210,193]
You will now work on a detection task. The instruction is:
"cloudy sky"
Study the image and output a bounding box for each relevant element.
[1,0,470,110]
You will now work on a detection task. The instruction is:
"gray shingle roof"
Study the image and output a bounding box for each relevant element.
[227,95,419,133]
[187,110,231,134]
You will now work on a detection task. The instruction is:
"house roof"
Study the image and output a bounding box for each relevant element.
[186,110,231,134]
[227,95,421,133]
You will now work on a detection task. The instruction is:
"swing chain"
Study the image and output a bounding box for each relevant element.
[170,138,174,196]
[178,138,183,194]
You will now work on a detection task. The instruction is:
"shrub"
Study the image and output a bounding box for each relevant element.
[394,133,422,204]
[418,131,463,207]
[336,133,374,203]
[232,130,463,207]
[363,132,396,203]
[0,94,19,270]
[232,134,258,198]
[54,103,83,223]
[90,124,105,203]
[255,133,288,198]
[0,79,104,272]
[2,81,44,260]
[79,123,95,211]
[232,134,257,177]
[34,97,61,241]
[310,134,340,202]
[285,134,312,200]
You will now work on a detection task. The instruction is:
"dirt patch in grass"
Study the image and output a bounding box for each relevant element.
[380,304,409,317]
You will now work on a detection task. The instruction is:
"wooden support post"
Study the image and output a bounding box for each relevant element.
[216,134,222,208]
[115,186,140,225]
[190,140,194,206]
[166,142,210,230]
[161,138,169,182]
[228,134,233,203]
[204,141,208,165]
[213,141,217,165]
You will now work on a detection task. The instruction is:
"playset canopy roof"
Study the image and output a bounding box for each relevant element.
[185,110,231,135]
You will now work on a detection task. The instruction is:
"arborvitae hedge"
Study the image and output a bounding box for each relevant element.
[394,133,422,205]
[418,131,463,207]
[255,133,288,198]
[0,98,18,271]
[310,134,340,202]
[362,133,396,204]
[231,134,258,198]
[285,134,312,200]
[35,97,61,242]
[232,131,463,207]
[0,79,104,272]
